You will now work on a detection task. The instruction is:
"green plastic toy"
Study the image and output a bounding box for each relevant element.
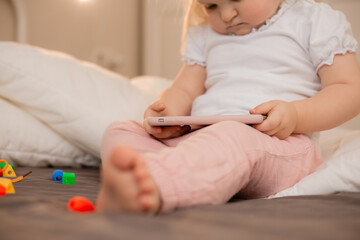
[62,172,75,185]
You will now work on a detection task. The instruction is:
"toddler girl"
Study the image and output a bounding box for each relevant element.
[96,0,360,214]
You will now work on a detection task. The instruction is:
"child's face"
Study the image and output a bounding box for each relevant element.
[196,0,284,35]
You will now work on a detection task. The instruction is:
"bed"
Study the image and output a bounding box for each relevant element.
[0,42,360,239]
[0,167,359,240]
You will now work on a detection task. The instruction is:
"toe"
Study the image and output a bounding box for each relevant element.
[139,195,158,214]
[139,179,154,193]
[134,161,149,180]
[111,146,137,169]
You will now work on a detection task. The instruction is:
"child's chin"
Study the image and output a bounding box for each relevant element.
[231,27,253,36]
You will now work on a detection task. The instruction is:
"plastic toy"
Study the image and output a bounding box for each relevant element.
[0,185,6,196]
[0,178,15,194]
[0,160,16,177]
[52,170,75,185]
[67,196,95,213]
[0,160,32,184]
[0,162,14,170]
[62,172,75,185]
[11,171,32,183]
[52,169,64,182]
[0,160,32,197]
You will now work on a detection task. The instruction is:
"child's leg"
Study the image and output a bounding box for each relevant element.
[97,120,321,213]
[100,120,190,160]
[97,120,196,213]
[145,122,321,211]
[97,145,162,213]
[142,121,321,212]
[97,120,163,213]
[100,120,166,162]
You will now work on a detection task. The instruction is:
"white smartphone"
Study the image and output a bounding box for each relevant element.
[147,114,266,126]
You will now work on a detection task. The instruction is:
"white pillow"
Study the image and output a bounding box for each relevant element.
[0,98,99,167]
[131,75,171,99]
[0,42,156,158]
[270,127,360,198]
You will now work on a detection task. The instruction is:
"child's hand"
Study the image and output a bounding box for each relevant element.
[250,100,298,139]
[143,101,191,139]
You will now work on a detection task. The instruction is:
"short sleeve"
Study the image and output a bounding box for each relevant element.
[182,25,207,67]
[309,3,358,71]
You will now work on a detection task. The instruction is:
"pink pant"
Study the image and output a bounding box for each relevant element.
[101,120,322,212]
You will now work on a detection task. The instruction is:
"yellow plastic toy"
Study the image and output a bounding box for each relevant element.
[0,159,32,183]
[0,178,15,194]
[0,160,33,196]
[0,159,16,177]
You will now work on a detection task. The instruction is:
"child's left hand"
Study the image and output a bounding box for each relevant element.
[250,100,298,139]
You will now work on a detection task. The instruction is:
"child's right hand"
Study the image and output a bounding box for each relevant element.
[143,101,191,139]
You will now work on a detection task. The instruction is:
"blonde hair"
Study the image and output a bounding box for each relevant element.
[181,0,208,50]
[183,0,208,30]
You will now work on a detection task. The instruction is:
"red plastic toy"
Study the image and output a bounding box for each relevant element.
[0,185,6,197]
[67,196,95,213]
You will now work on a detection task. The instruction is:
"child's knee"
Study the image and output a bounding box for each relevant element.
[106,120,143,134]
[102,120,145,148]
[214,120,258,135]
[211,120,265,146]
[101,120,144,162]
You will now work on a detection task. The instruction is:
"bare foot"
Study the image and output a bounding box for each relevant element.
[96,146,161,214]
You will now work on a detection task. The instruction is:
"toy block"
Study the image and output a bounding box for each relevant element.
[62,172,75,185]
[52,169,64,182]
[0,178,15,194]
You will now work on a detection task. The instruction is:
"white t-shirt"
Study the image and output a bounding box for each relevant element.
[183,0,358,116]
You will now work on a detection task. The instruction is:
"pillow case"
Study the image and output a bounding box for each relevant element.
[0,98,99,167]
[0,42,156,157]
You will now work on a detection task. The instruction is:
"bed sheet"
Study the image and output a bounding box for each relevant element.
[0,167,359,240]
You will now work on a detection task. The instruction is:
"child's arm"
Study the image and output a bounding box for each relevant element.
[143,63,206,139]
[251,52,360,139]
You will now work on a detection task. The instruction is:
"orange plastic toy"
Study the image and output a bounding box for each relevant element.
[0,178,15,194]
[68,196,95,213]
[0,160,32,183]
[0,160,16,177]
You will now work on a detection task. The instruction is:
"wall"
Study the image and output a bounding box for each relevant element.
[0,0,140,77]
[141,0,184,80]
[0,0,15,41]
[1,0,359,79]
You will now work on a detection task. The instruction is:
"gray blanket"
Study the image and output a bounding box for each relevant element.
[1,167,359,240]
